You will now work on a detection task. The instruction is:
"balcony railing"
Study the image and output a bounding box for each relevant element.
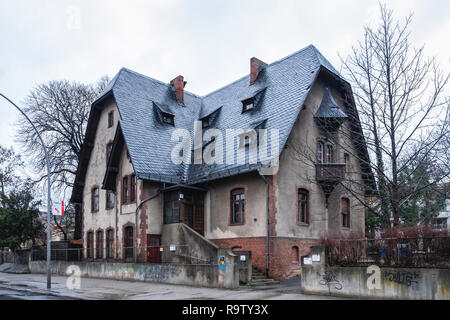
[316,163,346,182]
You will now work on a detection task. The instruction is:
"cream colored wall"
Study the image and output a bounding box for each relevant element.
[82,100,165,259]
[83,101,118,255]
[275,78,365,239]
[206,172,267,239]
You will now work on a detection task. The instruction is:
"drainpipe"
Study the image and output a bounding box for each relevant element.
[259,171,270,275]
[135,188,161,263]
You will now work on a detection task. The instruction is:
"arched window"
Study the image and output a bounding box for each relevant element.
[87,232,94,259]
[96,230,103,259]
[326,144,334,163]
[124,226,134,260]
[291,246,299,263]
[341,198,350,228]
[91,187,99,212]
[298,189,309,224]
[316,142,324,163]
[230,188,245,225]
[106,229,114,259]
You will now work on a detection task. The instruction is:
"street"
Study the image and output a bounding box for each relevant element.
[0,273,347,300]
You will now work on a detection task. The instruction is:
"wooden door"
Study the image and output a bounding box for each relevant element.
[146,234,162,263]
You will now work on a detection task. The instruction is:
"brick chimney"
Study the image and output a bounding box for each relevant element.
[250,57,267,85]
[171,75,186,104]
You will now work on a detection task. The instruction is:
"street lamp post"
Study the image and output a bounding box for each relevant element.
[0,93,52,289]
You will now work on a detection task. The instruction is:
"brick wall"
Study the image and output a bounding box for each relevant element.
[211,236,321,281]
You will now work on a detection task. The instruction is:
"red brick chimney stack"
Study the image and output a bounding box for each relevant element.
[171,75,186,104]
[250,57,267,85]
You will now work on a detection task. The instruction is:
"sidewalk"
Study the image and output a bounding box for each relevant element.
[0,273,346,300]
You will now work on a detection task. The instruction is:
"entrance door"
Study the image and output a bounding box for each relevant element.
[146,234,162,263]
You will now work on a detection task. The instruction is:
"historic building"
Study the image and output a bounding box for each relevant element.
[71,45,375,280]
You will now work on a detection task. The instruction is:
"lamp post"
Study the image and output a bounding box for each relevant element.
[0,93,52,289]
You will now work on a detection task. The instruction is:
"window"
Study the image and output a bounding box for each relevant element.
[202,117,210,129]
[87,232,94,259]
[108,111,114,128]
[242,98,255,113]
[326,144,334,163]
[162,113,174,125]
[341,198,350,228]
[122,176,128,204]
[91,187,99,212]
[164,191,180,224]
[106,229,114,259]
[130,174,136,203]
[298,189,309,224]
[231,188,245,225]
[344,153,350,173]
[317,142,324,163]
[106,190,115,209]
[291,246,299,263]
[96,230,103,259]
[106,142,113,164]
[124,226,134,260]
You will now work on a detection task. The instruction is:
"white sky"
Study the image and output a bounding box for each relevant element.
[0,0,449,174]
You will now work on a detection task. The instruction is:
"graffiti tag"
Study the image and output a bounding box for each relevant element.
[317,270,343,290]
[384,271,419,287]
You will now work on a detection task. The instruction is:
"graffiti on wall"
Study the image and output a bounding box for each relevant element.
[317,270,343,291]
[384,270,420,287]
[137,264,181,282]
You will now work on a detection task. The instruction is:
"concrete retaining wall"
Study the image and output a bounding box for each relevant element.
[30,260,239,289]
[301,246,450,299]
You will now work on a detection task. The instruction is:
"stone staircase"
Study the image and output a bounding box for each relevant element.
[250,267,280,286]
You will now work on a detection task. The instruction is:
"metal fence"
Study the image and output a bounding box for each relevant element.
[31,244,217,265]
[325,236,450,268]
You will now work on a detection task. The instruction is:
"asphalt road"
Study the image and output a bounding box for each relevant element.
[0,285,77,300]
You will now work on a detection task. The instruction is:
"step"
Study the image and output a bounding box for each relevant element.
[250,279,280,286]
[251,275,268,280]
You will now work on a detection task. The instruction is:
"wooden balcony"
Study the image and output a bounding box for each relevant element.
[315,163,346,182]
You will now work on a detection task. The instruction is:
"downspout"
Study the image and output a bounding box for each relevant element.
[135,188,161,263]
[259,171,270,275]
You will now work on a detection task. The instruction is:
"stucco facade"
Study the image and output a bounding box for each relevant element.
[75,46,373,281]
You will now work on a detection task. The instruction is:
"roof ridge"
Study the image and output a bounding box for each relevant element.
[120,67,201,98]
[201,44,316,99]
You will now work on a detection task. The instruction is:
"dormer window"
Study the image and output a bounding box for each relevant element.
[242,98,255,113]
[162,113,174,126]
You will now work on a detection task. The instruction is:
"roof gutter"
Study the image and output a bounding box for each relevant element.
[258,170,270,275]
[134,189,161,263]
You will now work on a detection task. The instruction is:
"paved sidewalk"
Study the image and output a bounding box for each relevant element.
[0,273,347,300]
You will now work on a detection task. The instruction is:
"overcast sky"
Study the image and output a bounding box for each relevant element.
[1,0,449,161]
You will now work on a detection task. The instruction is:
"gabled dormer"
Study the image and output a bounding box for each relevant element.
[241,87,267,113]
[200,106,222,129]
[153,101,175,126]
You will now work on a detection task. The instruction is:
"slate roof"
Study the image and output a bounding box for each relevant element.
[314,87,348,119]
[84,45,353,189]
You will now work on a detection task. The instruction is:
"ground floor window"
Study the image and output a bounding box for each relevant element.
[124,226,134,259]
[106,229,114,259]
[96,230,103,259]
[87,232,93,259]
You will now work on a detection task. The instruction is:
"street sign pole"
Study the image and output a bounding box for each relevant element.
[0,93,52,289]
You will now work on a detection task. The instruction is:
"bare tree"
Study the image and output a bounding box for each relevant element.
[0,145,24,196]
[16,76,109,194]
[338,3,449,227]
